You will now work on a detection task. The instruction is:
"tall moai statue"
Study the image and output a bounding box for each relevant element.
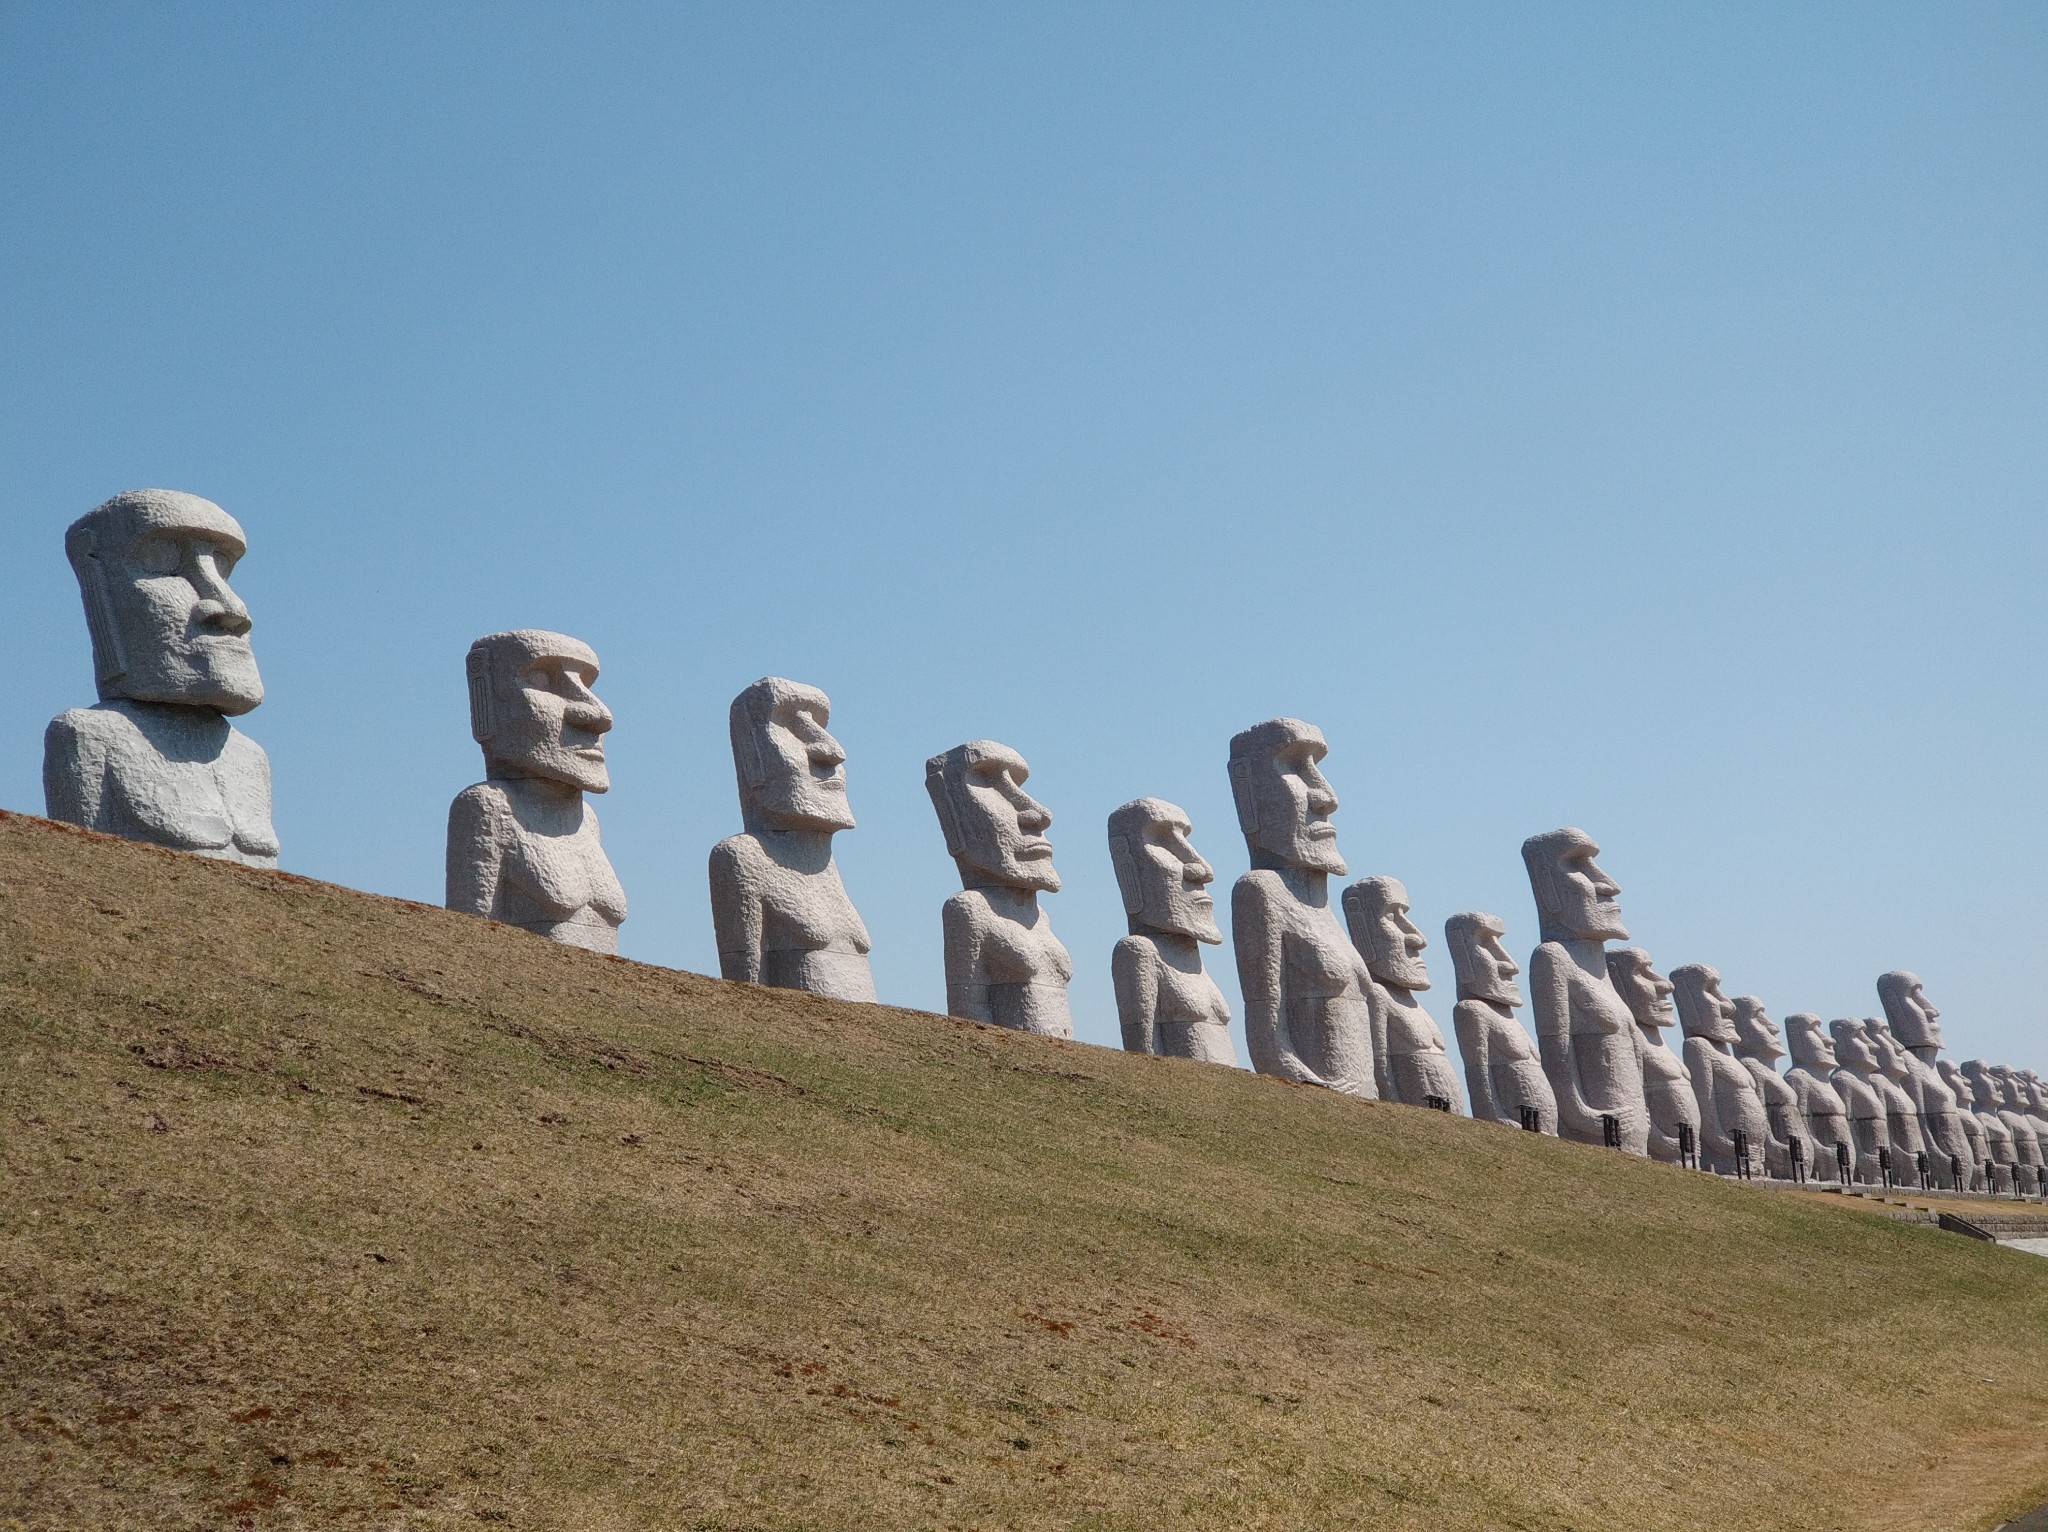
[1519,828,1646,1153]
[708,678,875,1002]
[1864,1016,1936,1186]
[1674,965,1769,1176]
[926,741,1073,1036]
[44,489,279,867]
[446,630,626,953]
[1107,798,1236,1065]
[1342,876,1462,1111]
[1445,911,1556,1134]
[1607,947,1700,1167]
[1936,1059,1995,1192]
[1828,1021,1897,1184]
[1954,1060,2020,1193]
[1227,719,1376,1095]
[1784,1015,1856,1184]
[1877,972,1970,1190]
[2017,1070,2048,1189]
[1730,997,1815,1181]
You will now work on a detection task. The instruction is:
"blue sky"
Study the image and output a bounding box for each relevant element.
[3,3,2043,1069]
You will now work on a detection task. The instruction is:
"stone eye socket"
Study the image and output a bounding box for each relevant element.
[129,536,183,577]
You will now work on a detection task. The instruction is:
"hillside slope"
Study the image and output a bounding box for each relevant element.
[3,811,2047,1532]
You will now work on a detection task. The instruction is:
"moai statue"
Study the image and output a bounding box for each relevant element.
[1828,1021,1893,1185]
[45,489,278,867]
[447,631,626,952]
[1520,828,1646,1153]
[1835,1024,1925,1187]
[1342,876,1463,1111]
[1673,964,1769,1177]
[1864,1017,1935,1186]
[1936,1059,1997,1192]
[1446,912,1555,1133]
[926,741,1072,1036]
[708,678,875,1002]
[2018,1071,2048,1143]
[1107,798,1236,1065]
[1607,947,1700,1168]
[1784,1015,1855,1184]
[1986,1065,2048,1192]
[1730,997,1815,1182]
[1877,972,1970,1191]
[1954,1060,2019,1193]
[1227,719,1375,1095]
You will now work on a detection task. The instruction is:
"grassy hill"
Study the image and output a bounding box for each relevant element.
[4,811,2047,1532]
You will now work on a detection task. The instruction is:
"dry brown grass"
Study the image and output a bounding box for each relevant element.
[3,810,2046,1532]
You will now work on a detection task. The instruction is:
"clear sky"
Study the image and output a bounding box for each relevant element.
[3,3,2043,1071]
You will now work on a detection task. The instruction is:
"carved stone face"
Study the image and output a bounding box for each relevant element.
[1671,964,1737,1043]
[1107,797,1220,943]
[1937,1059,1974,1109]
[1342,876,1429,991]
[1444,911,1521,1007]
[1786,1014,1836,1072]
[1961,1059,1999,1110]
[467,630,612,793]
[926,740,1059,894]
[1829,1019,1878,1072]
[1606,947,1674,1030]
[1729,997,1783,1062]
[1521,828,1628,943]
[2022,1071,2048,1113]
[66,489,264,715]
[1227,718,1345,875]
[731,677,854,833]
[1864,1017,1913,1080]
[1877,970,1944,1052]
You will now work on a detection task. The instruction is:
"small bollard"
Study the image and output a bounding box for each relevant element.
[1424,1094,1452,1113]
[1732,1127,1753,1181]
[1677,1122,1699,1172]
[1518,1105,1542,1133]
[1600,1114,1621,1150]
[1834,1141,1852,1186]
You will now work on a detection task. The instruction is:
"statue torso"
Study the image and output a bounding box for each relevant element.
[48,701,279,867]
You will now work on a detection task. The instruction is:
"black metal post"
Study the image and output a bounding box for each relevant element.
[1600,1114,1620,1150]
[1732,1127,1752,1181]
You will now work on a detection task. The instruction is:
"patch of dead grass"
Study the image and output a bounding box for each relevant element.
[3,810,2048,1530]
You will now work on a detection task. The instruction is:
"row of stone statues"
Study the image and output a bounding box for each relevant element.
[39,491,2048,1194]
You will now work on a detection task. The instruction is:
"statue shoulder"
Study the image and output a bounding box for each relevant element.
[1112,933,1157,971]
[46,703,140,752]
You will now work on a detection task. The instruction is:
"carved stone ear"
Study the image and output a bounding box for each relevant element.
[1107,835,1144,915]
[465,647,494,743]
[735,724,766,789]
[1227,758,1258,834]
[68,527,127,688]
[925,764,963,857]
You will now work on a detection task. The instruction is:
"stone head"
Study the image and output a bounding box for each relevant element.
[1730,997,1784,1063]
[466,630,612,793]
[1863,1017,1912,1080]
[1342,876,1429,992]
[1671,963,1736,1043]
[1107,797,1220,944]
[1445,911,1522,1008]
[1520,828,1628,945]
[926,740,1058,894]
[1605,947,1674,1032]
[2022,1071,2048,1113]
[65,489,263,715]
[729,677,853,835]
[1829,1019,1878,1073]
[1227,718,1345,876]
[1937,1058,1974,1109]
[1785,1013,1836,1073]
[1877,970,1944,1053]
[1960,1059,1999,1111]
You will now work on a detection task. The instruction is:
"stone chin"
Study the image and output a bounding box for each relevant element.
[117,640,265,716]
[1153,892,1223,945]
[1376,957,1431,992]
[756,782,856,833]
[500,747,609,795]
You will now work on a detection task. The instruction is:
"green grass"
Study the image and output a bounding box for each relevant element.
[3,809,2046,1531]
